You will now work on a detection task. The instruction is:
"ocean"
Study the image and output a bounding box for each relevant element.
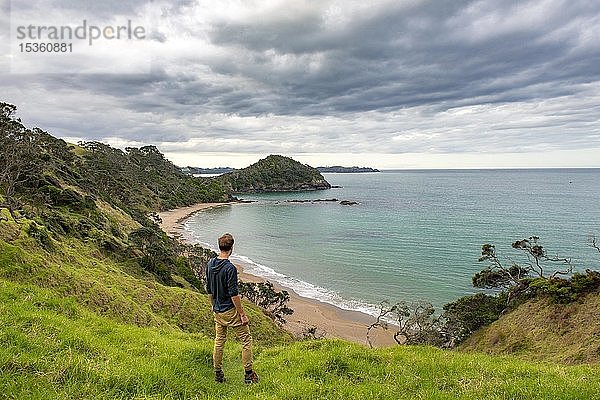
[183,169,600,317]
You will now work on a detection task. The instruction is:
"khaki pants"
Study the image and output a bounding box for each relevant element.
[213,307,253,371]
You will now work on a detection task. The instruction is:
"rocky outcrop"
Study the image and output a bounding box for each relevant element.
[285,198,339,203]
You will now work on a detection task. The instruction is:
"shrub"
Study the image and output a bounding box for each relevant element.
[442,292,507,345]
[26,222,54,250]
[527,270,600,303]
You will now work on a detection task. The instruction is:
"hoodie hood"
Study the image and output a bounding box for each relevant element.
[210,258,229,272]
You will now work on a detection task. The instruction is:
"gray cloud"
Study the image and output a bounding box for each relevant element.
[9,0,195,19]
[1,0,599,165]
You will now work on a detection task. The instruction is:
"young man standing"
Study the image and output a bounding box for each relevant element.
[205,233,259,384]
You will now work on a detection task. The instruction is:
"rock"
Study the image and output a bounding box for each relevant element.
[339,200,359,206]
[286,198,339,203]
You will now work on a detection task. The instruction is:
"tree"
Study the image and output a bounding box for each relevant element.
[474,236,573,305]
[0,103,38,220]
[128,226,176,285]
[366,300,447,348]
[174,242,216,288]
[238,280,294,325]
[442,292,507,345]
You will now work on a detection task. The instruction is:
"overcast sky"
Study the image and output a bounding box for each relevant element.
[1,0,599,168]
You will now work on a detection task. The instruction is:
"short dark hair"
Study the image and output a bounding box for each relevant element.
[218,233,234,251]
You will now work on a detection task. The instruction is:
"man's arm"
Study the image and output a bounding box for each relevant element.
[231,295,249,325]
[205,259,214,310]
[227,264,248,324]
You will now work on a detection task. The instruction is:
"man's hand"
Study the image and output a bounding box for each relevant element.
[231,295,249,325]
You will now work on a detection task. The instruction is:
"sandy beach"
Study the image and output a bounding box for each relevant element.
[158,202,397,347]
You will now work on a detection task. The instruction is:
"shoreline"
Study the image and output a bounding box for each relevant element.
[158,202,397,347]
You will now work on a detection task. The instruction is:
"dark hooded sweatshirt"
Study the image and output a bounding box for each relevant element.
[205,257,239,313]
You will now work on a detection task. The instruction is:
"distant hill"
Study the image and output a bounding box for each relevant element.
[219,155,331,193]
[180,166,235,175]
[317,166,380,173]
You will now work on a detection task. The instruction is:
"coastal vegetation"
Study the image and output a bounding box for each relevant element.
[0,101,288,337]
[367,236,600,363]
[1,102,599,398]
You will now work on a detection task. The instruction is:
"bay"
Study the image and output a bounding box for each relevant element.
[184,169,600,315]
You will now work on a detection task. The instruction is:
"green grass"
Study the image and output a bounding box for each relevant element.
[1,279,599,399]
[461,293,600,364]
[0,279,218,399]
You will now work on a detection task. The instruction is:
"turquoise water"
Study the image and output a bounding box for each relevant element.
[184,169,600,316]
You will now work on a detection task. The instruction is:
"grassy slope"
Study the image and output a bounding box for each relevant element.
[1,278,599,399]
[0,213,289,345]
[460,292,600,365]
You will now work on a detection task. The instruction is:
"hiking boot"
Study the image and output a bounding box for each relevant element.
[244,370,259,384]
[215,370,225,383]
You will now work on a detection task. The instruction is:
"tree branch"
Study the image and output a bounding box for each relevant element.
[591,236,600,254]
[366,301,396,349]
